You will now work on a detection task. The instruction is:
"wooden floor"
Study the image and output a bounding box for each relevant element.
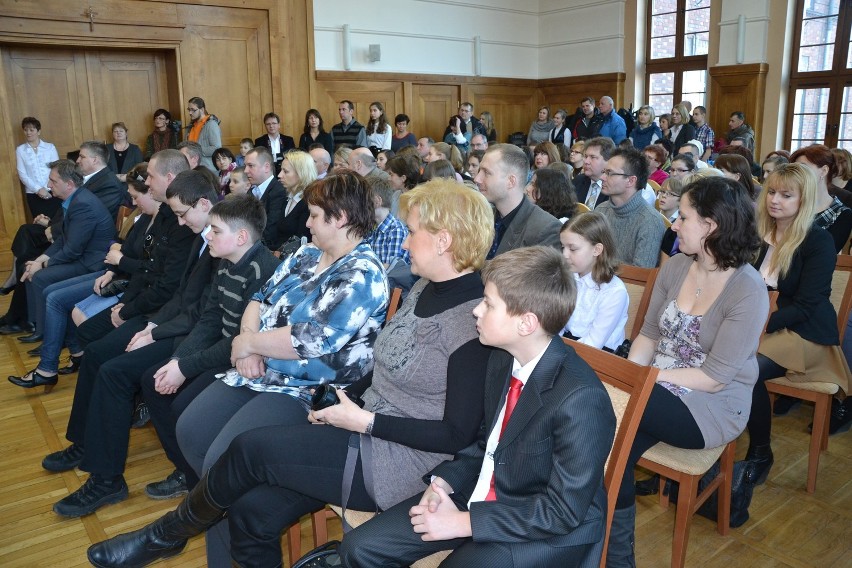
[0,289,850,567]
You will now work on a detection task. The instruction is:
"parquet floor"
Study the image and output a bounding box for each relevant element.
[0,287,849,567]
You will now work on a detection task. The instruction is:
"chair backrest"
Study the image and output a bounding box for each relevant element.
[617,265,659,341]
[575,202,592,214]
[386,287,403,322]
[563,338,658,568]
[659,211,672,228]
[116,205,138,237]
[831,254,852,343]
[648,179,661,193]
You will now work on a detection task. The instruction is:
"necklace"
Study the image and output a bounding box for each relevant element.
[695,287,702,298]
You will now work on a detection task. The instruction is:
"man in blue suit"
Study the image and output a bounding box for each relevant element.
[20,159,115,341]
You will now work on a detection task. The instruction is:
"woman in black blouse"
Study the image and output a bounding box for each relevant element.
[298,109,334,155]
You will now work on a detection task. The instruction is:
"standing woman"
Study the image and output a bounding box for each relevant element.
[479,111,497,142]
[366,102,392,153]
[298,109,334,155]
[107,122,143,184]
[277,150,318,246]
[666,104,696,151]
[791,144,852,252]
[629,105,662,150]
[607,176,767,566]
[548,109,572,148]
[391,114,417,152]
[745,163,851,484]
[16,116,60,218]
[144,109,179,160]
[185,97,222,173]
[527,105,554,148]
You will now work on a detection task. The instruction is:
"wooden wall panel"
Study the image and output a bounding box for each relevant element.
[540,72,627,117]
[411,84,460,143]
[468,85,538,143]
[708,63,768,153]
[317,81,406,142]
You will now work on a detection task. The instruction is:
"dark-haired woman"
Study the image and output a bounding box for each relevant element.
[366,102,392,153]
[607,176,768,567]
[716,153,759,201]
[144,109,179,160]
[525,169,577,222]
[88,178,495,568]
[298,109,334,155]
[387,154,421,217]
[16,116,60,218]
[212,148,236,198]
[391,113,416,152]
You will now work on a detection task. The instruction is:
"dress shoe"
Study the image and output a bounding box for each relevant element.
[745,443,774,485]
[145,470,187,500]
[27,345,41,357]
[634,474,660,496]
[42,443,85,472]
[53,475,128,518]
[131,401,150,428]
[17,332,43,343]
[8,369,58,393]
[829,397,852,435]
[58,354,83,375]
[0,322,25,335]
[0,284,13,296]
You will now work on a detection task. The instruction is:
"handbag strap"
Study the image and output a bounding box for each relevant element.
[340,433,377,532]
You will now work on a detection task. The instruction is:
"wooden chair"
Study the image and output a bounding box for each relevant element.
[564,339,658,568]
[386,287,403,321]
[618,265,659,342]
[115,205,137,236]
[763,254,852,492]
[637,440,736,568]
[659,211,672,228]
[648,179,661,193]
[575,202,592,214]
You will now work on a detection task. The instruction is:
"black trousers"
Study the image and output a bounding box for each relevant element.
[26,193,62,219]
[4,224,51,324]
[339,494,598,568]
[615,384,705,509]
[65,315,149,446]
[204,423,375,567]
[746,354,788,448]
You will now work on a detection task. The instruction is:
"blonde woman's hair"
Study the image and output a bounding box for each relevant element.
[431,142,464,173]
[672,103,690,125]
[399,179,494,272]
[683,168,723,185]
[757,163,820,278]
[282,150,318,196]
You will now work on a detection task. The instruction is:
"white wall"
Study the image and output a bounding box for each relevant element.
[717,0,772,66]
[312,0,627,79]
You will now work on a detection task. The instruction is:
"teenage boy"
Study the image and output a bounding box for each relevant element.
[45,190,279,518]
[364,178,410,267]
[340,246,616,568]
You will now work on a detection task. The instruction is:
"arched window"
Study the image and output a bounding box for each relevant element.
[645,0,711,114]
[787,0,852,151]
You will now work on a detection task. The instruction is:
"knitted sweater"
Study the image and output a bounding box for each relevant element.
[172,242,280,378]
[596,190,665,268]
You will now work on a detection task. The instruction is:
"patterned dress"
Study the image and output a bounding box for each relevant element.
[651,300,706,398]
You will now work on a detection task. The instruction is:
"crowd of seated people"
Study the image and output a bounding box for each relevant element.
[4,94,852,568]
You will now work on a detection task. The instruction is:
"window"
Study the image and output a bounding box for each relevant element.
[646,0,711,115]
[787,0,852,151]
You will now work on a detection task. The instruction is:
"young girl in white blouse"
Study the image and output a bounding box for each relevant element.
[559,212,629,351]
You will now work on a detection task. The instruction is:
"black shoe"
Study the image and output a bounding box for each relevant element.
[745,444,774,486]
[635,474,660,496]
[42,443,85,472]
[145,470,187,500]
[8,368,58,393]
[0,322,25,335]
[58,354,83,375]
[53,475,128,518]
[131,401,150,428]
[0,285,13,296]
[27,345,41,356]
[829,397,852,435]
[18,332,43,343]
[773,395,801,416]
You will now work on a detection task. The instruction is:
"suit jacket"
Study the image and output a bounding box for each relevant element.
[44,187,115,271]
[573,174,609,209]
[254,134,296,174]
[668,123,697,154]
[431,339,615,563]
[495,196,562,255]
[278,197,311,245]
[84,166,126,219]
[258,178,288,249]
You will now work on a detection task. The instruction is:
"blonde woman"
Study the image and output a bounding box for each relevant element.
[666,104,695,151]
[746,163,851,485]
[277,150,318,245]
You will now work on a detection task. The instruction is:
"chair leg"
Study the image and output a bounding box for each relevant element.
[808,394,831,493]
[287,522,302,566]
[717,442,734,536]
[671,474,697,568]
[658,476,670,510]
[311,508,329,547]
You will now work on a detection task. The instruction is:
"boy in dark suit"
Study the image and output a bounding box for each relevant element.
[340,245,616,568]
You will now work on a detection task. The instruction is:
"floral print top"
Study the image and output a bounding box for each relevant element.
[651,300,706,398]
[220,242,389,405]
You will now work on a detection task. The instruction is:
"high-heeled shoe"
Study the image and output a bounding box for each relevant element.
[58,354,83,375]
[8,369,58,393]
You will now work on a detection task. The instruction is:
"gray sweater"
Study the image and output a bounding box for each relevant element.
[641,254,769,447]
[596,190,665,268]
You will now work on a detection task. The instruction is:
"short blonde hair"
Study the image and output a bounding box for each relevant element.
[282,150,318,195]
[399,179,494,272]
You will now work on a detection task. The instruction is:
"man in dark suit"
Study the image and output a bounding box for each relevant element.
[243,146,286,249]
[474,144,561,258]
[573,136,615,210]
[341,246,616,568]
[76,140,125,219]
[18,159,115,341]
[254,112,295,175]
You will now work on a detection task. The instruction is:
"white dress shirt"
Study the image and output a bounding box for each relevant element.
[16,140,59,193]
[562,272,628,351]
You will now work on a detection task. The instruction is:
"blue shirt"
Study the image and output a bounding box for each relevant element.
[365,213,410,265]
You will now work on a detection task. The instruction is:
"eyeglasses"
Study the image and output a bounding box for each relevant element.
[658,190,681,198]
[602,169,633,178]
[186,107,199,112]
[174,199,200,218]
[671,167,692,173]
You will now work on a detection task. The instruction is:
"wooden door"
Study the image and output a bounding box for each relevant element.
[411,84,460,143]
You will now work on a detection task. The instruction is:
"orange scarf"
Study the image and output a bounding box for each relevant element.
[188,114,210,142]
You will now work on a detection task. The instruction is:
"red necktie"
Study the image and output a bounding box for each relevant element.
[485,376,523,501]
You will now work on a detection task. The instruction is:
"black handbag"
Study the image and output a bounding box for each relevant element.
[100,279,129,297]
[665,458,757,528]
[291,541,342,568]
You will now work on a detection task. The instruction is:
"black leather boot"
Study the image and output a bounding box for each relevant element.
[86,474,226,568]
[745,443,774,486]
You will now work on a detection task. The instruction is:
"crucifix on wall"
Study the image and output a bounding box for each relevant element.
[84,6,97,32]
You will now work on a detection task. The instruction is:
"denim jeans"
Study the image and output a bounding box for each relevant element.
[38,271,104,373]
